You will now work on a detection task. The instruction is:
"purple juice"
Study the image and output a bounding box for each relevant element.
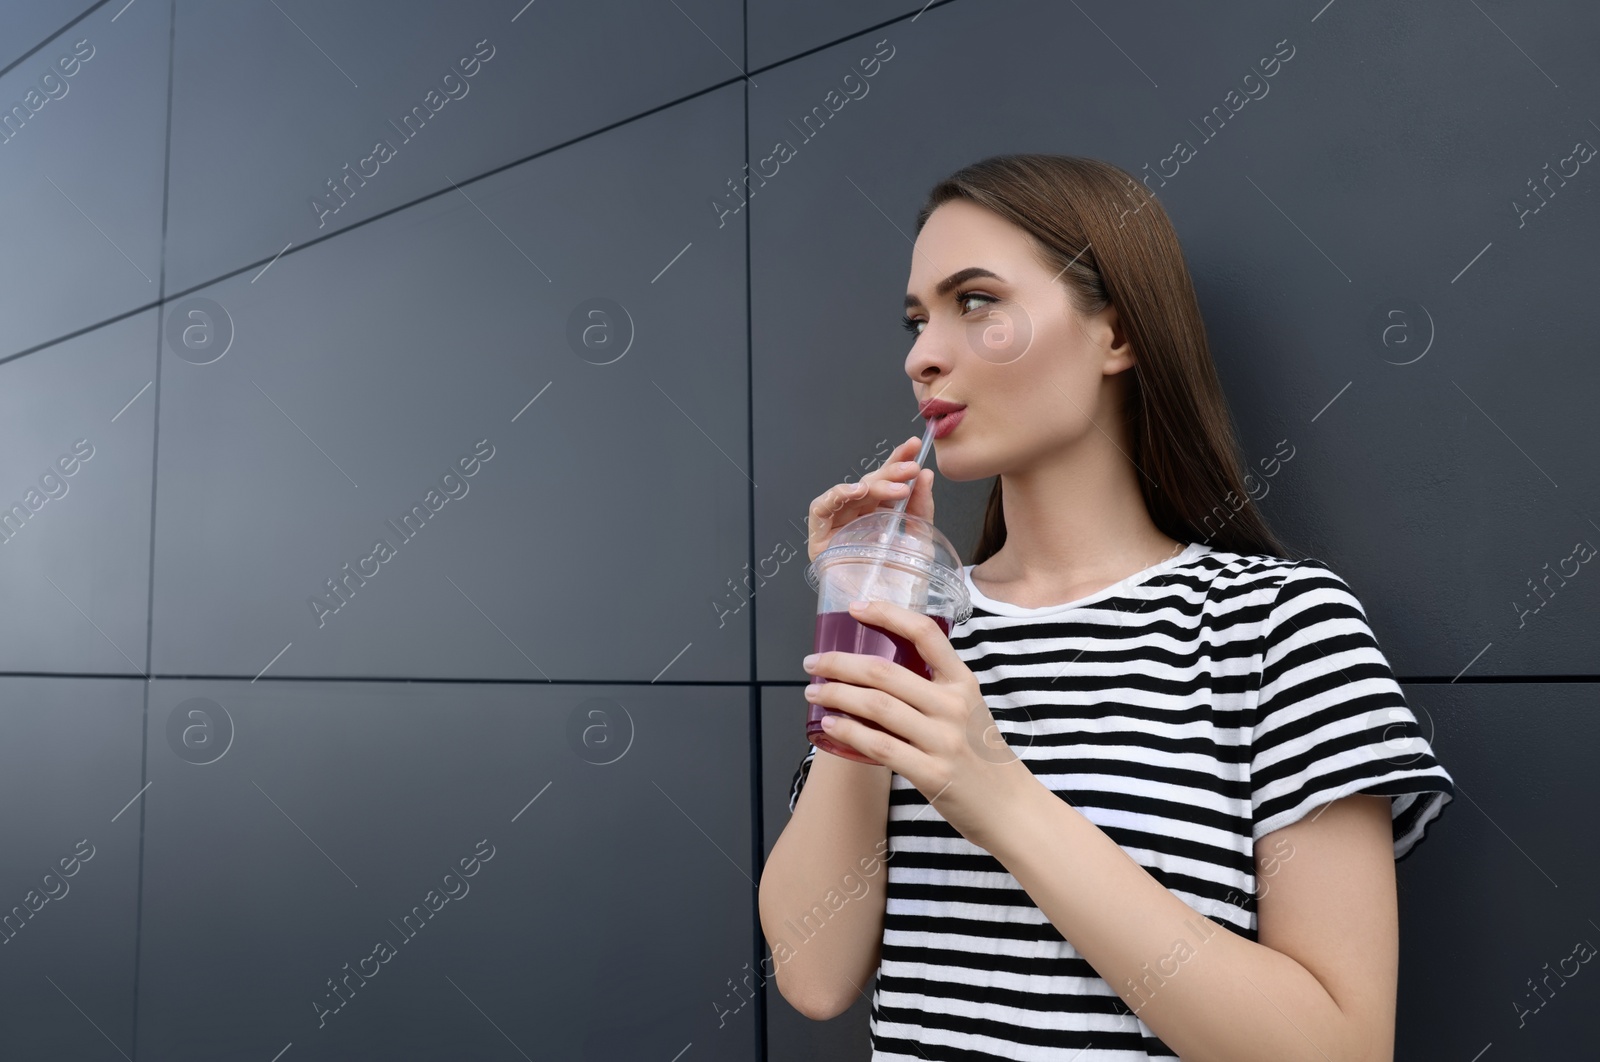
[806,609,952,765]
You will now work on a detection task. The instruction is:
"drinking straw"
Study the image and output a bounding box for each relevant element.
[855,417,939,606]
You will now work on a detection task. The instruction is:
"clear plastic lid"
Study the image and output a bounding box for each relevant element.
[805,510,972,624]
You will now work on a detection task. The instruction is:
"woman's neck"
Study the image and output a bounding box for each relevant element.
[974,438,1184,601]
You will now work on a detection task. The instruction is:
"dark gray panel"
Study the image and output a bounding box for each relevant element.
[0,310,156,674]
[760,687,808,865]
[0,677,143,1060]
[0,2,168,362]
[137,679,757,1060]
[759,687,872,1060]
[1389,681,1598,1061]
[747,0,918,71]
[164,0,743,295]
[753,0,1600,681]
[0,0,95,73]
[151,85,750,681]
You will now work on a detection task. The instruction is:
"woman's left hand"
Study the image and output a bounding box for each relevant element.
[803,598,1036,847]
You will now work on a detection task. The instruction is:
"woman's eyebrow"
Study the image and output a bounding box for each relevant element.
[904,267,1004,310]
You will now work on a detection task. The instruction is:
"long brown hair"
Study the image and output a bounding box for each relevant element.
[914,154,1294,565]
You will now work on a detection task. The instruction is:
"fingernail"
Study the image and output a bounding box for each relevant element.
[849,600,867,612]
[803,654,818,668]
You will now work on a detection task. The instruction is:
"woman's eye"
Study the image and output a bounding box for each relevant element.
[900,293,996,336]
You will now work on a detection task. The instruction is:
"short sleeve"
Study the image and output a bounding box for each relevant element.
[788,744,818,814]
[1249,560,1454,862]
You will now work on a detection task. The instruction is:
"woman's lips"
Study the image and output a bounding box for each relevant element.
[931,408,966,439]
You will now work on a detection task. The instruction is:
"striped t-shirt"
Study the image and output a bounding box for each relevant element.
[784,542,1454,1061]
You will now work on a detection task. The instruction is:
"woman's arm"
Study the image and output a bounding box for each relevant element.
[968,767,1398,1062]
[758,749,894,1020]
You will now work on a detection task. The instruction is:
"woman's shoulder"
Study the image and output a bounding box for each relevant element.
[1178,546,1376,635]
[1191,549,1395,664]
[1198,548,1367,601]
[1190,542,1302,572]
[1182,543,1308,594]
[1192,544,1376,586]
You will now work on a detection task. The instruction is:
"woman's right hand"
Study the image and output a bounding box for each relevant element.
[806,435,937,564]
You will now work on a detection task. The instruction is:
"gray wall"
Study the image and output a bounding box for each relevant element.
[0,1,1594,1059]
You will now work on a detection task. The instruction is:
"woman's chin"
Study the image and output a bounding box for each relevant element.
[933,447,994,483]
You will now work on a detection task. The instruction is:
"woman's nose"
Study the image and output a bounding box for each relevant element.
[905,332,955,382]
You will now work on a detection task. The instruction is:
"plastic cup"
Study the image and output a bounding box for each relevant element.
[802,510,971,765]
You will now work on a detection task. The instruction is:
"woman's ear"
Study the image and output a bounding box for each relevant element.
[1097,305,1136,375]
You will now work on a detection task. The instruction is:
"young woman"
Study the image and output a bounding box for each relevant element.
[758,154,1454,1062]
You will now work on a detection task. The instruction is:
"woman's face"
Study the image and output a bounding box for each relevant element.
[902,198,1134,482]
